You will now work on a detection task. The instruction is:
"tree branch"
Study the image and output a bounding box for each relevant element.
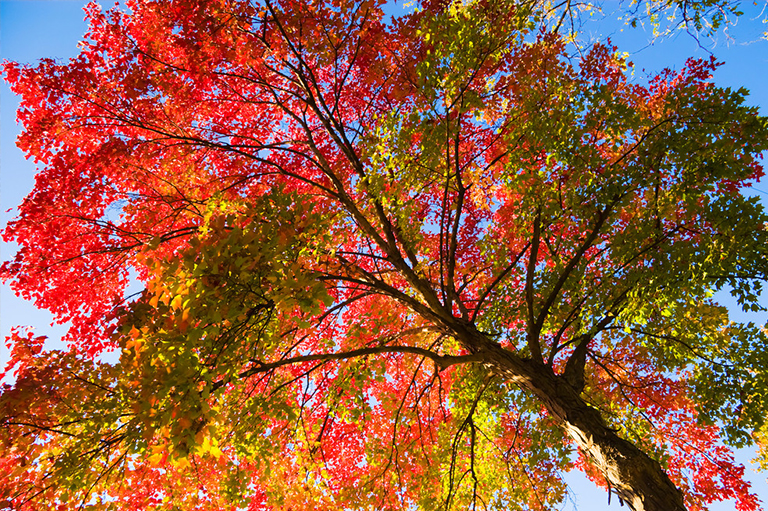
[212,345,485,391]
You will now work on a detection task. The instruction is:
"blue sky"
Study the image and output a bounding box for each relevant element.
[0,1,767,509]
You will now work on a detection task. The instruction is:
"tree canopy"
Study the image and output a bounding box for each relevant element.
[1,0,768,510]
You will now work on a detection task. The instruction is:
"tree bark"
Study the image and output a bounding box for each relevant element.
[452,322,687,511]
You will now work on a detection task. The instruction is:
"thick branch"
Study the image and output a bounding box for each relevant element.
[525,211,544,362]
[213,345,485,391]
[446,321,686,511]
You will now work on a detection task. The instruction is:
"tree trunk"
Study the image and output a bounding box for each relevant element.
[453,322,687,511]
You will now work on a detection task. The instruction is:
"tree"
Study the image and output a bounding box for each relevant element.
[1,0,767,509]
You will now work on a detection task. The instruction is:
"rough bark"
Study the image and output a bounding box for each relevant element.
[451,321,687,511]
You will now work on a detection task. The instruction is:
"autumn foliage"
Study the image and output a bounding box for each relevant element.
[2,0,768,510]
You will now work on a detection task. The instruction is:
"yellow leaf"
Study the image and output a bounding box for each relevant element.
[148,452,165,466]
[173,456,190,469]
[148,444,167,466]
